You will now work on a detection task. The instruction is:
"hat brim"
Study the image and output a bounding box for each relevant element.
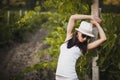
[75,28,94,37]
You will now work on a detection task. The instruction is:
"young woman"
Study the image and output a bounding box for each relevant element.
[55,14,107,80]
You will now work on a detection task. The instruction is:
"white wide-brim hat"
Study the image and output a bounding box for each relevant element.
[75,21,94,37]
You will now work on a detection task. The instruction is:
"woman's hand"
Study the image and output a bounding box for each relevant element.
[91,16,101,23]
[91,20,99,25]
[91,20,101,28]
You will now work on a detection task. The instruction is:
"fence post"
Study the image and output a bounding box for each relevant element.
[20,9,22,17]
[7,10,10,24]
[91,0,100,80]
[24,10,27,14]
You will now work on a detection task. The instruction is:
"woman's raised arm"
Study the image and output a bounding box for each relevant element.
[66,14,93,41]
[87,21,107,50]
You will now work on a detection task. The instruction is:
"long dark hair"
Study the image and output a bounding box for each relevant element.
[67,32,88,55]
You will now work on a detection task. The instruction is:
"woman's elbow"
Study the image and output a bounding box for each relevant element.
[70,15,75,20]
[101,37,107,42]
[104,35,107,41]
[70,14,78,20]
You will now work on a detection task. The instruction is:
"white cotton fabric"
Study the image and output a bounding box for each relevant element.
[56,75,79,80]
[56,42,83,78]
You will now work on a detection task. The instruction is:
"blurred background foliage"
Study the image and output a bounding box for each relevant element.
[0,0,120,80]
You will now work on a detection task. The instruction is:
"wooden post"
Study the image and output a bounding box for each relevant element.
[7,10,10,24]
[91,0,100,80]
[20,10,22,17]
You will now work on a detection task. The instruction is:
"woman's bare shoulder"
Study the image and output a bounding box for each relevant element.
[65,33,73,41]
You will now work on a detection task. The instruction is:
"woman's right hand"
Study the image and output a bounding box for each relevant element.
[91,15,101,23]
[91,20,100,27]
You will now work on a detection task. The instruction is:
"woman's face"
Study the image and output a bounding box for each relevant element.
[77,31,88,42]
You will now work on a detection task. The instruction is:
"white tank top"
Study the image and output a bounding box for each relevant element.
[56,42,83,78]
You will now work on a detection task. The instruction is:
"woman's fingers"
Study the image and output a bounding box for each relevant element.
[94,17,102,23]
[91,20,97,24]
[91,15,102,23]
[91,20,99,27]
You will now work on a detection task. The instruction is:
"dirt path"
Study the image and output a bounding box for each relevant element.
[0,28,49,80]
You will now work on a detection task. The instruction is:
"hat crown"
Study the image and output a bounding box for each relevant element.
[79,21,92,32]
